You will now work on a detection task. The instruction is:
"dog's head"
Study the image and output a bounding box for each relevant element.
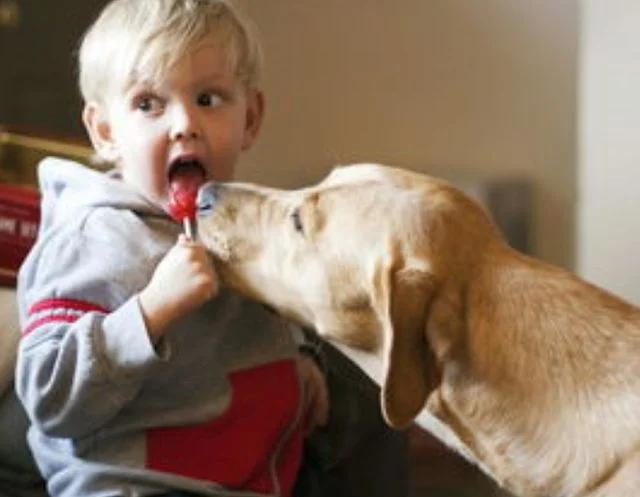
[196,163,502,427]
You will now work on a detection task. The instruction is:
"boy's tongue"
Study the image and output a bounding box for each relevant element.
[168,165,205,222]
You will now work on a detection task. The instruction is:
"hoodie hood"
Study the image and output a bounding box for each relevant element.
[37,157,163,234]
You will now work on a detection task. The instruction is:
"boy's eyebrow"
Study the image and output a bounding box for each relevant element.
[126,66,239,93]
[195,69,235,83]
[125,72,157,90]
[134,78,156,88]
[186,72,238,92]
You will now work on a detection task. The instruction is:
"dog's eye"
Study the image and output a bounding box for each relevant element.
[291,209,304,234]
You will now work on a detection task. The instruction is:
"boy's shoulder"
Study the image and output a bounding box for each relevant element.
[38,196,176,258]
[81,206,177,254]
[19,206,175,301]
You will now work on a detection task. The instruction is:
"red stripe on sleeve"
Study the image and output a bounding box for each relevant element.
[22,298,109,336]
[22,314,79,336]
[28,298,109,315]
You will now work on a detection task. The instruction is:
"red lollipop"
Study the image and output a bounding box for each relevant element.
[168,163,205,239]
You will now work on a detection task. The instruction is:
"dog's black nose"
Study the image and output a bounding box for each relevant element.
[196,182,219,217]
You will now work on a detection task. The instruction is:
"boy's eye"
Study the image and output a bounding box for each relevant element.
[197,92,223,107]
[135,95,164,113]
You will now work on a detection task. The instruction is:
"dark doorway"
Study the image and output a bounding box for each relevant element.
[0,0,108,139]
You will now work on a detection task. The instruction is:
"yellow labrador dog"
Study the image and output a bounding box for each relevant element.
[195,163,640,497]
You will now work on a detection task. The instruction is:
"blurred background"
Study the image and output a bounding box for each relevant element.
[2,1,639,495]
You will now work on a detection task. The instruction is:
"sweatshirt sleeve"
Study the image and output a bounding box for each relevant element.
[15,209,169,438]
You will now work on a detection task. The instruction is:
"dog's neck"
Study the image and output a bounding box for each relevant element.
[329,341,493,477]
[444,251,640,495]
[331,249,640,497]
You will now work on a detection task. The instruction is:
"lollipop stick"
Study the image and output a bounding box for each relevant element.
[183,217,196,240]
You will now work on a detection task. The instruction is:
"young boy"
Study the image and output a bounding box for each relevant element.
[15,1,330,496]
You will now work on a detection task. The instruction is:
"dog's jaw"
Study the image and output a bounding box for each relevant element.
[199,230,232,263]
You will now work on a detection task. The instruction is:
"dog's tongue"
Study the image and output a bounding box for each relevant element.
[168,166,205,222]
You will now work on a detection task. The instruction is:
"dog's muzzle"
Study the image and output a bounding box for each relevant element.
[196,182,220,218]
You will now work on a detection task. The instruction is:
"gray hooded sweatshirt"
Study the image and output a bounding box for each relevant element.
[15,158,305,497]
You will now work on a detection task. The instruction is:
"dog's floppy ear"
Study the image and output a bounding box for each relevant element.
[374,262,440,428]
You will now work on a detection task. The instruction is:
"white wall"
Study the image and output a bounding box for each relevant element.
[236,0,578,269]
[578,0,640,303]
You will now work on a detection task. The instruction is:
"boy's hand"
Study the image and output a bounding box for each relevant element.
[297,354,330,434]
[139,234,219,341]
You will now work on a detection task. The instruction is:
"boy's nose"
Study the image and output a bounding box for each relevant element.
[170,105,201,141]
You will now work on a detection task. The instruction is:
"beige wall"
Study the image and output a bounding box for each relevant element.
[578,0,640,303]
[235,0,579,269]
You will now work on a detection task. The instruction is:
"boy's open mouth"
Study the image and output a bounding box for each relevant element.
[167,158,206,221]
[168,158,206,188]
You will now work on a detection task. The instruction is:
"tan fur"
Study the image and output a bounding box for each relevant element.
[197,163,640,497]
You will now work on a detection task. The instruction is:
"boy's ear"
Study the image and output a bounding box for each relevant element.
[241,88,265,150]
[82,102,119,162]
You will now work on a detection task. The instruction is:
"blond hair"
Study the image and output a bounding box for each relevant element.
[78,0,262,105]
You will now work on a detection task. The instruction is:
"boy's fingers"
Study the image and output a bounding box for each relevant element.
[177,235,207,252]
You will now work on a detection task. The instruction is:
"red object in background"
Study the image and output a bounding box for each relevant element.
[0,184,41,287]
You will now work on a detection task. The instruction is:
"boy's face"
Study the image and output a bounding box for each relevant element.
[83,40,264,212]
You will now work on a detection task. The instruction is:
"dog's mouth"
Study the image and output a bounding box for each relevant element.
[167,158,207,221]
